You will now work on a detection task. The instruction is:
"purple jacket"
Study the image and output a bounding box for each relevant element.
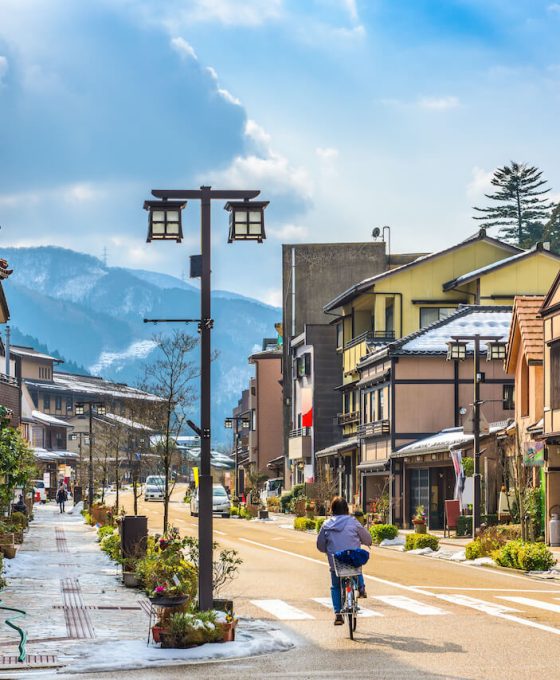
[317,514,372,569]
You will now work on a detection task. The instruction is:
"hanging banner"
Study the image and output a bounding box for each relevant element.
[450,449,466,508]
[193,466,199,487]
[523,440,545,467]
[301,386,313,428]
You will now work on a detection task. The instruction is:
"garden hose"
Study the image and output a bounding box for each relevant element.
[0,600,27,662]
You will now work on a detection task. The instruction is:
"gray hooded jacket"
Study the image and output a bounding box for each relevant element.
[316,514,372,569]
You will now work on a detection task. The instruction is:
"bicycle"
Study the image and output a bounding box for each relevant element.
[333,556,361,640]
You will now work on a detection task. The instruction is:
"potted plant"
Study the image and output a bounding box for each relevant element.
[305,501,315,519]
[122,557,140,588]
[160,610,223,648]
[412,505,427,534]
[217,611,238,642]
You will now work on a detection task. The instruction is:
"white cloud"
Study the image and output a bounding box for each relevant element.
[547,3,560,13]
[245,119,272,152]
[64,183,102,203]
[261,288,283,307]
[206,66,218,81]
[217,87,241,106]
[341,0,358,22]
[316,147,339,161]
[417,95,460,111]
[170,36,197,61]
[0,56,8,84]
[0,181,104,208]
[466,167,495,200]
[267,223,309,241]
[159,0,283,28]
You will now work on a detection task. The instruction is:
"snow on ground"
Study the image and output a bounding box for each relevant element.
[62,620,294,674]
[89,339,158,374]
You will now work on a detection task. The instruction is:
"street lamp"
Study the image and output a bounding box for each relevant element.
[143,185,268,611]
[75,401,106,509]
[446,334,502,538]
[225,415,251,500]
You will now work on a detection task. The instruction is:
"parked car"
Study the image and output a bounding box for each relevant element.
[190,484,230,518]
[32,480,47,504]
[143,475,166,502]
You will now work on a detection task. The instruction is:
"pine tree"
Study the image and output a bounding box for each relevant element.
[544,203,560,252]
[473,162,552,247]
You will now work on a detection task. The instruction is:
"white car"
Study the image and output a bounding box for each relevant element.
[32,480,47,504]
[190,484,230,518]
[144,475,166,502]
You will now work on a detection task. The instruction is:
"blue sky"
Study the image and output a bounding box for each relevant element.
[1,0,560,306]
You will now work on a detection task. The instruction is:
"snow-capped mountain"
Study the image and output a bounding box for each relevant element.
[2,246,280,443]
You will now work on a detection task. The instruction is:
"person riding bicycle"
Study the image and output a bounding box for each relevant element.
[317,496,372,625]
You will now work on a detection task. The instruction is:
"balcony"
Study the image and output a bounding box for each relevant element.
[358,419,390,439]
[337,411,360,426]
[344,330,396,350]
[288,428,311,460]
[0,373,21,426]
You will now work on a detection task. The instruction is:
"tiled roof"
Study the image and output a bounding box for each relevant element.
[24,371,161,402]
[393,421,510,457]
[0,259,13,280]
[506,296,545,368]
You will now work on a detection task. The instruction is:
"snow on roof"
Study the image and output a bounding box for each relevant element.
[396,307,512,355]
[98,412,153,431]
[10,345,63,363]
[394,421,508,457]
[315,436,359,458]
[33,447,79,461]
[24,371,161,402]
[32,410,72,428]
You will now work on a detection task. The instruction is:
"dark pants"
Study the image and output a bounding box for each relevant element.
[330,570,365,612]
[59,502,65,513]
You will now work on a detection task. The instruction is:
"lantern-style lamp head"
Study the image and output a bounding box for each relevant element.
[241,418,251,429]
[69,433,77,441]
[96,403,106,416]
[224,418,233,429]
[144,199,186,243]
[75,403,85,416]
[225,200,269,243]
[446,340,467,361]
[487,341,506,361]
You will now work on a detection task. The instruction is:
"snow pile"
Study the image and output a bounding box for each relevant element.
[63,620,293,674]
[69,501,84,515]
[408,547,433,555]
[449,550,467,562]
[4,552,78,579]
[380,537,405,547]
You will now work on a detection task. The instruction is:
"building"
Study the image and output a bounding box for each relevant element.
[282,240,421,487]
[0,259,21,427]
[321,231,560,511]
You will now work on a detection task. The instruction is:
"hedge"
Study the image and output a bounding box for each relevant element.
[294,517,316,532]
[493,540,556,572]
[405,533,439,551]
[315,517,327,533]
[369,524,398,544]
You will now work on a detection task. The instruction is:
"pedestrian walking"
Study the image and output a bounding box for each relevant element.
[56,484,68,513]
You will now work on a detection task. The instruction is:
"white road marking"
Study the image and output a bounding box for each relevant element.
[413,587,560,593]
[373,595,447,616]
[238,537,560,636]
[436,594,520,615]
[498,596,560,613]
[214,529,226,536]
[250,599,314,620]
[312,597,382,617]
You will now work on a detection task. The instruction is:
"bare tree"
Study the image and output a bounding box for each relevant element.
[141,331,198,533]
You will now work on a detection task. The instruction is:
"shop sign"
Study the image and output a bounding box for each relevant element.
[523,440,545,467]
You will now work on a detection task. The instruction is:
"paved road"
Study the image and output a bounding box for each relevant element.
[83,486,560,680]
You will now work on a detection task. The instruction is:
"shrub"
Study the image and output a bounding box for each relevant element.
[294,517,316,531]
[456,515,472,537]
[315,517,327,533]
[97,525,116,541]
[405,533,439,551]
[267,496,280,511]
[369,524,398,544]
[229,506,239,516]
[100,530,121,563]
[493,540,556,572]
[166,610,223,646]
[10,512,28,529]
[465,539,483,560]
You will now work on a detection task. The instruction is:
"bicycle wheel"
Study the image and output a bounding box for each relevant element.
[346,586,355,640]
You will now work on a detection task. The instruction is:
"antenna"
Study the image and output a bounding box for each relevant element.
[372,227,381,239]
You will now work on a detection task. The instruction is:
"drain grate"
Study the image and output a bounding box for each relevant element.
[0,654,60,669]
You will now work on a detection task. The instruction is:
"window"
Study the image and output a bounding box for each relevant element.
[39,366,51,380]
[55,432,64,449]
[66,397,73,412]
[296,353,311,378]
[503,384,515,410]
[385,298,394,333]
[551,342,560,410]
[344,392,350,414]
[420,307,455,329]
[336,323,343,349]
[55,396,62,411]
[369,391,375,421]
[378,390,385,420]
[43,395,51,410]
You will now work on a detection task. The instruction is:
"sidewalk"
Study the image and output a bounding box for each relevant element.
[0,504,291,676]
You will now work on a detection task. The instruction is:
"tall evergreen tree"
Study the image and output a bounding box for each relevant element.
[544,203,560,253]
[473,162,552,247]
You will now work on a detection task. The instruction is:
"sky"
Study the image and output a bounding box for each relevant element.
[1,0,560,307]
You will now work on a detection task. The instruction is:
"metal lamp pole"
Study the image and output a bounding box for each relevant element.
[144,186,267,611]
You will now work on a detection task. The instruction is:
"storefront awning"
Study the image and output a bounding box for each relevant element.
[316,437,359,459]
[357,460,389,473]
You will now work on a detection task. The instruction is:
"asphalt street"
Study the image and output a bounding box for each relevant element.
[74,485,560,680]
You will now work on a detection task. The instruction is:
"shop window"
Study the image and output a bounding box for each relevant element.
[503,384,514,410]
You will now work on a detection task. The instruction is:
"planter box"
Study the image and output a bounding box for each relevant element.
[413,523,427,534]
[159,632,206,649]
[123,571,140,588]
[2,545,16,559]
[258,509,269,520]
[0,533,15,546]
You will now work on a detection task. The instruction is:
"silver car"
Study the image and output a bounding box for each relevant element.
[144,475,165,502]
[190,484,230,518]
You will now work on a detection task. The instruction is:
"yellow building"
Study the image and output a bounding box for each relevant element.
[319,230,560,507]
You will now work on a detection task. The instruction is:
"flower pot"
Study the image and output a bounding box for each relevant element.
[221,620,237,642]
[2,545,16,559]
[151,625,166,643]
[159,631,205,649]
[413,523,427,534]
[149,595,188,607]
[123,571,140,588]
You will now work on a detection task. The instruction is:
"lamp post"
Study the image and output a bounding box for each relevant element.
[75,401,106,509]
[143,186,268,611]
[446,334,502,538]
[225,415,251,500]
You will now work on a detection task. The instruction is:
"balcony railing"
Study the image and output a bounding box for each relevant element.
[358,419,390,438]
[337,411,360,426]
[0,372,18,387]
[344,330,396,350]
[289,427,311,438]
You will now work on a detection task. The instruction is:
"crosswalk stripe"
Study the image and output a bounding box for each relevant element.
[437,594,520,614]
[498,596,560,614]
[373,595,447,616]
[250,599,314,620]
[312,597,383,617]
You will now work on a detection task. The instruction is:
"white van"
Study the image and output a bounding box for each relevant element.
[144,475,166,502]
[260,478,283,503]
[32,480,47,504]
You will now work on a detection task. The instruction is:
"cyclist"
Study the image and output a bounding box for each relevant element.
[317,496,372,625]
